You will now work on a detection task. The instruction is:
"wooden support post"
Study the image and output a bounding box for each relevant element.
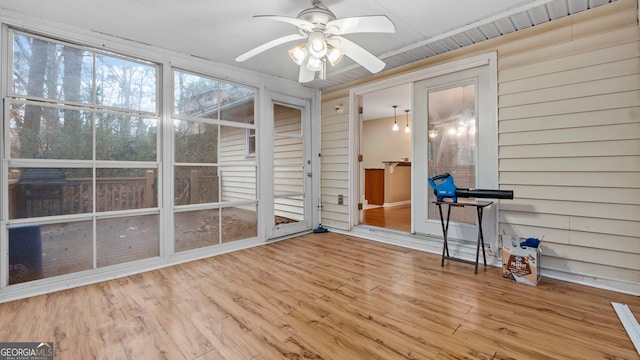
[144,170,155,208]
[190,170,199,204]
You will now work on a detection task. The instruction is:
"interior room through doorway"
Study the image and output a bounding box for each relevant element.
[359,84,412,232]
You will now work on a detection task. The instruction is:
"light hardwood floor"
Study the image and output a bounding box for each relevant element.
[0,232,638,359]
[363,204,411,232]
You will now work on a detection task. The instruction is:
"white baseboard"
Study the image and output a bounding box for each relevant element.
[542,268,640,296]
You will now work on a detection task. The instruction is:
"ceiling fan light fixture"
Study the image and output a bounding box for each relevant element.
[307,31,327,58]
[326,44,344,66]
[306,55,323,72]
[238,1,396,83]
[288,43,308,65]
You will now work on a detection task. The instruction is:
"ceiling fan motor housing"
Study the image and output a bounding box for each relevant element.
[297,5,336,30]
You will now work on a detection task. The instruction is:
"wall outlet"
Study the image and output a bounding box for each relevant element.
[338,194,343,205]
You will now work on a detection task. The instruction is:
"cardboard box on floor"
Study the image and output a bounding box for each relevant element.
[502,235,541,286]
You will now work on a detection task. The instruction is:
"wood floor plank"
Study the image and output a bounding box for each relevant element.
[363,204,411,232]
[96,309,187,359]
[151,301,216,358]
[1,232,639,359]
[338,300,443,359]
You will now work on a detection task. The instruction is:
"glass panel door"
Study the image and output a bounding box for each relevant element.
[427,83,477,225]
[270,99,312,238]
[413,62,498,243]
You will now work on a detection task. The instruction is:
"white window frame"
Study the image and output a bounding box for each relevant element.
[0,12,318,302]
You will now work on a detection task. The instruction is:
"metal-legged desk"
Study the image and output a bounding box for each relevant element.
[433,200,493,274]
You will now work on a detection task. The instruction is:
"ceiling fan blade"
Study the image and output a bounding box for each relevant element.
[254,15,314,32]
[298,65,316,83]
[325,15,395,35]
[327,36,386,73]
[235,34,305,62]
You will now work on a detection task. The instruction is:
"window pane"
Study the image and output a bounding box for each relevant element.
[220,82,254,124]
[274,166,304,196]
[96,168,157,212]
[174,120,218,163]
[12,32,156,112]
[174,71,255,124]
[174,71,218,118]
[9,103,92,160]
[275,195,304,225]
[95,54,157,112]
[96,114,157,161]
[174,166,218,205]
[221,205,257,243]
[220,166,257,203]
[12,33,93,103]
[273,135,303,166]
[220,125,256,165]
[274,103,301,136]
[427,84,476,224]
[175,209,220,252]
[96,214,159,267]
[9,221,93,285]
[9,167,92,219]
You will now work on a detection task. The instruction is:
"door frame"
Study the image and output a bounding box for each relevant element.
[413,64,497,242]
[264,92,314,240]
[349,52,498,248]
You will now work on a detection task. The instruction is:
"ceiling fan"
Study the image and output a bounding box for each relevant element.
[235,0,395,83]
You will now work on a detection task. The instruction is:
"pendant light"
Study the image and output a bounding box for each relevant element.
[404,109,410,133]
[392,105,399,131]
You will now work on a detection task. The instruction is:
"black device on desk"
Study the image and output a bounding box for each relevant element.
[428,173,514,273]
[428,173,513,202]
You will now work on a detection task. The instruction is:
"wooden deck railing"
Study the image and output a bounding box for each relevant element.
[70,170,156,213]
[174,170,219,206]
[9,169,220,219]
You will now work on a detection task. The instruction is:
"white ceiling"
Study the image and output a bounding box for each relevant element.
[0,0,616,96]
[361,84,412,121]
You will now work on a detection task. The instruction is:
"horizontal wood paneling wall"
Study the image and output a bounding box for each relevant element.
[497,0,640,292]
[320,99,350,229]
[219,127,256,203]
[320,0,640,293]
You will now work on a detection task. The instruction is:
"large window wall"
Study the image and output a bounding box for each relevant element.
[5,31,160,285]
[1,27,268,295]
[173,71,257,252]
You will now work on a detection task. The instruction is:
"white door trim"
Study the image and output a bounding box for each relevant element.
[349,52,498,250]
